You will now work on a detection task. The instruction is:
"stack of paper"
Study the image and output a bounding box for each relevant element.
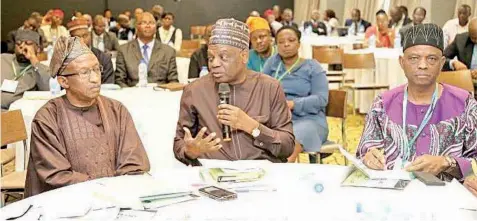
[205,167,266,183]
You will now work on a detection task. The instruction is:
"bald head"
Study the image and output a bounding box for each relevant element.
[469,18,477,43]
[136,12,156,40]
[458,4,472,26]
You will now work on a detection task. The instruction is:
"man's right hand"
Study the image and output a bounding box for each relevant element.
[363,148,385,170]
[453,60,468,71]
[184,127,222,159]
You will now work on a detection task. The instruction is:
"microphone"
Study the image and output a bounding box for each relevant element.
[218,83,232,142]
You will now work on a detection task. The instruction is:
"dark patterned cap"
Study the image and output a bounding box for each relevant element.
[50,36,93,77]
[16,30,40,46]
[209,18,250,50]
[402,23,444,52]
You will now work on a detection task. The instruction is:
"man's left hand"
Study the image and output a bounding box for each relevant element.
[404,154,449,175]
[286,100,294,110]
[217,104,259,135]
[464,175,477,197]
[471,70,477,79]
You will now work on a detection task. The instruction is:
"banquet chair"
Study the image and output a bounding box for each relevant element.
[312,47,351,86]
[342,53,389,115]
[190,26,206,39]
[438,70,474,94]
[298,90,348,164]
[1,110,28,207]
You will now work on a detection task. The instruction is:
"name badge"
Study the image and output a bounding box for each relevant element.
[1,79,19,93]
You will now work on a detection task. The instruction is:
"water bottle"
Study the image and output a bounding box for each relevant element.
[394,30,401,48]
[49,77,61,96]
[305,26,312,36]
[46,45,54,61]
[368,34,376,48]
[199,66,209,77]
[137,60,148,87]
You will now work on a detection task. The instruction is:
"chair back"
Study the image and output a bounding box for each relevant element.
[342,53,375,69]
[312,47,343,65]
[438,70,474,93]
[181,40,201,50]
[190,26,206,39]
[1,110,27,146]
[326,90,347,119]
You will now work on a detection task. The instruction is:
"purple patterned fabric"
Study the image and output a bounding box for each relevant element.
[357,84,477,180]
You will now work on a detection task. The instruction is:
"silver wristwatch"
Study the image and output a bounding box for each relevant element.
[251,127,261,138]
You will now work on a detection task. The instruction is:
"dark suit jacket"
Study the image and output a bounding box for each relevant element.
[188,45,208,79]
[281,21,299,29]
[91,47,114,84]
[443,32,474,71]
[115,39,178,87]
[344,19,372,31]
[110,27,135,41]
[103,32,120,52]
[303,20,327,36]
[389,17,412,28]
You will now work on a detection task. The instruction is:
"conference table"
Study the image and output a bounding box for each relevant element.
[1,163,476,220]
[300,35,407,114]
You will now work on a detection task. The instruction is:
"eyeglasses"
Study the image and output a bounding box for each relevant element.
[406,55,441,66]
[61,65,103,79]
[138,21,156,26]
[16,40,35,46]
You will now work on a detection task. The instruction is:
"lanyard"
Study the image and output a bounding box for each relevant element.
[401,83,439,162]
[11,61,32,81]
[259,46,275,72]
[273,57,300,82]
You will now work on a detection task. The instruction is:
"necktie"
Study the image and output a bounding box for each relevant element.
[354,22,358,35]
[142,44,150,65]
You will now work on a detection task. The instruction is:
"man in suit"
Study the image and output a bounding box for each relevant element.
[389,6,412,32]
[67,19,114,84]
[92,15,120,52]
[443,18,477,95]
[115,12,177,87]
[188,25,212,79]
[344,8,371,36]
[304,10,328,36]
[110,14,135,41]
[280,8,298,29]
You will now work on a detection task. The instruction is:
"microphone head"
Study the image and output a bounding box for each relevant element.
[218,83,231,94]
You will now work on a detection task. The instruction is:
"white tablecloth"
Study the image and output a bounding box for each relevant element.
[300,35,407,113]
[1,163,476,220]
[9,87,184,173]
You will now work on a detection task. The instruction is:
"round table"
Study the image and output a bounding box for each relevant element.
[9,87,185,173]
[1,163,476,220]
[300,35,407,113]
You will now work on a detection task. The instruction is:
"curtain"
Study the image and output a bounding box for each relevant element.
[342,0,382,25]
[454,0,477,18]
[294,0,320,25]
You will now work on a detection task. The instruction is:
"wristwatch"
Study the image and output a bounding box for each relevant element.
[251,126,261,138]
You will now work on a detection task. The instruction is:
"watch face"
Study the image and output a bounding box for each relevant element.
[252,128,260,137]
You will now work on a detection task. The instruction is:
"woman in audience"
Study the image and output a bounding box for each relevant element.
[324,9,339,36]
[157,12,182,51]
[104,9,116,29]
[263,26,329,154]
[365,10,395,48]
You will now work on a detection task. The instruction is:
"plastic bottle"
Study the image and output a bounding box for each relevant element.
[137,59,148,87]
[368,34,376,48]
[199,66,209,78]
[394,30,401,48]
[49,77,61,96]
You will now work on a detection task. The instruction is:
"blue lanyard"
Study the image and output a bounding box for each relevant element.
[401,83,439,162]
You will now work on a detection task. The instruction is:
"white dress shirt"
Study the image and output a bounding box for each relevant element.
[137,38,155,63]
[92,32,105,52]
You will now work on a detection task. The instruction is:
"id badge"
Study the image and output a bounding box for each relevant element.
[1,79,18,93]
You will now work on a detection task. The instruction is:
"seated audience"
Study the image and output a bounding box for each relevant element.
[115,12,177,87]
[389,6,411,32]
[365,10,395,48]
[157,12,183,51]
[263,26,328,153]
[174,18,295,166]
[249,11,260,17]
[25,36,150,197]
[273,5,282,22]
[323,9,339,36]
[443,4,472,45]
[280,8,298,29]
[188,25,213,79]
[110,14,135,41]
[345,8,371,36]
[304,10,327,36]
[246,16,276,72]
[104,9,116,29]
[7,16,47,53]
[1,30,50,110]
[41,9,54,26]
[40,9,69,45]
[264,9,283,35]
[67,19,114,84]
[92,15,120,52]
[82,14,93,31]
[152,4,164,26]
[357,24,477,182]
[130,8,144,29]
[399,7,427,39]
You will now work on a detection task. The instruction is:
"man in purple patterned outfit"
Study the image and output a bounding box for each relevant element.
[357,23,477,182]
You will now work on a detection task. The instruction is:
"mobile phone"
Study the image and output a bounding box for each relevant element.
[413,171,446,186]
[198,186,237,201]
